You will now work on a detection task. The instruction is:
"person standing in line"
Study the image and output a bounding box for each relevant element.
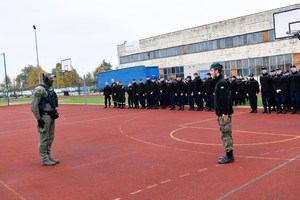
[111,79,118,108]
[175,75,185,111]
[192,72,204,111]
[145,76,152,109]
[186,75,195,111]
[273,68,288,114]
[103,82,112,108]
[270,69,277,111]
[230,76,238,106]
[204,73,215,111]
[246,73,260,113]
[132,79,139,108]
[167,78,176,110]
[289,65,300,114]
[138,79,146,109]
[126,82,134,108]
[210,63,234,164]
[260,67,273,113]
[31,73,60,166]
[159,77,167,109]
[151,77,159,109]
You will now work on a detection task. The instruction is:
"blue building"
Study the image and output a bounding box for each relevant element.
[97,66,159,90]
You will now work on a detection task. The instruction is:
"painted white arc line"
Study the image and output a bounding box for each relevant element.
[130,190,142,195]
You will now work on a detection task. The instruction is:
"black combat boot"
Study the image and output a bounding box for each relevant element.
[262,108,267,113]
[282,108,287,114]
[218,151,235,164]
[268,107,272,114]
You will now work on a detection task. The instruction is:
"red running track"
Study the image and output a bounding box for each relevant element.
[0,104,299,200]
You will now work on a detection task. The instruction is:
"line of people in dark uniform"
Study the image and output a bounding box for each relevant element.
[103,72,215,112]
[102,65,300,114]
[260,65,300,114]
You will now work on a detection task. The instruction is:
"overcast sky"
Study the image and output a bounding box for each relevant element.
[0,0,299,81]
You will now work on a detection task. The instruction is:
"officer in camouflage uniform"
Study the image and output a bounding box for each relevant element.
[210,63,234,164]
[31,73,60,166]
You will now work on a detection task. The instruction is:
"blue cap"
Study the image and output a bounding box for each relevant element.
[132,79,136,81]
[249,73,254,77]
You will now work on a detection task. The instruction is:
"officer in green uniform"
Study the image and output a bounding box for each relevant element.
[210,63,234,164]
[31,73,60,166]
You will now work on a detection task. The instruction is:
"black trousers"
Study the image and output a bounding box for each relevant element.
[104,95,111,107]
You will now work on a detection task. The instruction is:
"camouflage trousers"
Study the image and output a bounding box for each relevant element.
[37,114,55,162]
[217,115,233,153]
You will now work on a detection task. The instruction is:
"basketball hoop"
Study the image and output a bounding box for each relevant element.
[286,30,300,40]
[61,58,72,73]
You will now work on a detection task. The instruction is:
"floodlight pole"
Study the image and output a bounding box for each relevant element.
[1,53,9,106]
[33,25,41,84]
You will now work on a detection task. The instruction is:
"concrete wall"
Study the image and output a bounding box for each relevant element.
[117,4,300,71]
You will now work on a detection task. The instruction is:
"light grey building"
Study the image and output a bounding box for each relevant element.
[117,4,300,79]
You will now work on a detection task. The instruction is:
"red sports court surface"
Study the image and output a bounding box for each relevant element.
[0,104,299,200]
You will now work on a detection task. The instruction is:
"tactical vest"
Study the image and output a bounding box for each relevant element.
[39,85,58,109]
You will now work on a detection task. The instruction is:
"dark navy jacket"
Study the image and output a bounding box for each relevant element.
[214,75,233,117]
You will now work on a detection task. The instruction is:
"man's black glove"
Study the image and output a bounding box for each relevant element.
[37,119,45,128]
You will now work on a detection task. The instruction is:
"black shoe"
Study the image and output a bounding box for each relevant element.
[250,110,254,113]
[218,156,235,164]
[253,110,257,113]
[262,109,267,113]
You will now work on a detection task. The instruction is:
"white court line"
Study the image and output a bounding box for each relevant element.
[216,154,300,200]
[130,190,142,195]
[160,179,171,184]
[0,180,27,200]
[198,168,208,172]
[179,173,190,178]
[147,184,158,189]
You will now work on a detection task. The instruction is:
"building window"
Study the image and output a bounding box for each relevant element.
[268,30,275,41]
[119,29,279,64]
